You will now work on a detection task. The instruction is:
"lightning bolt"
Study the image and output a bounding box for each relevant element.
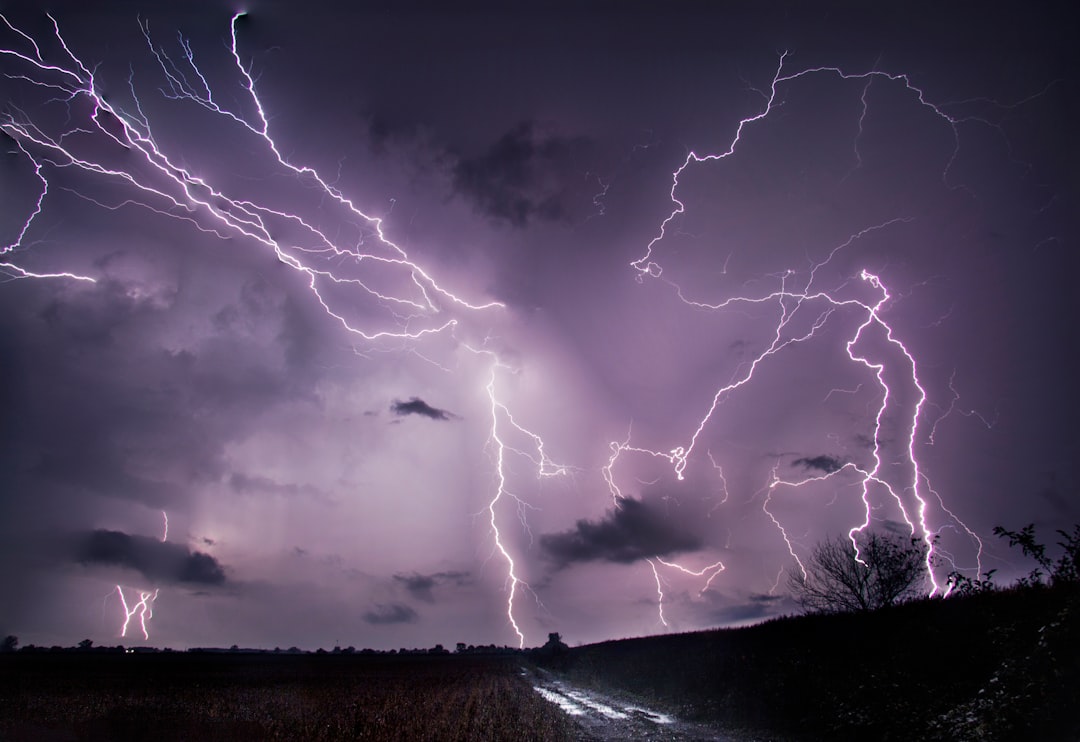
[646,559,668,628]
[473,346,570,647]
[109,511,171,641]
[3,14,1036,644]
[115,586,159,641]
[1,11,547,646]
[602,51,1023,622]
[1,12,500,340]
[655,557,726,596]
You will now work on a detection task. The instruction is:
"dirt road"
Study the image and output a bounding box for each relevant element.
[526,666,743,741]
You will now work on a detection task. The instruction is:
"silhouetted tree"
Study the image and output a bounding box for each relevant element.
[77,639,94,650]
[546,632,568,650]
[1,635,17,653]
[788,531,927,613]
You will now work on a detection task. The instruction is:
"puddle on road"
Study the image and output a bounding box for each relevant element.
[533,679,676,725]
[533,686,587,716]
[530,670,737,741]
[563,689,629,720]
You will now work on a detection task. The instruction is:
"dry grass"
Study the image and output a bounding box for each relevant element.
[0,653,576,741]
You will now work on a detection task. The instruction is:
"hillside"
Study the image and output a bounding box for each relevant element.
[535,583,1080,740]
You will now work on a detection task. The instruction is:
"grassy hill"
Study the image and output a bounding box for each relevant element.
[535,583,1080,740]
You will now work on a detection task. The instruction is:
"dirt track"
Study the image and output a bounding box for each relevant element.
[526,666,745,741]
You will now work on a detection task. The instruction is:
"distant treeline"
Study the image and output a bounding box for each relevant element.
[3,641,525,657]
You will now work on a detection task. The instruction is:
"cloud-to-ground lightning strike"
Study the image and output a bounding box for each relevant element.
[646,559,668,628]
[603,52,996,622]
[110,512,170,641]
[476,347,570,647]
[115,586,159,641]
[2,10,1039,647]
[1,12,546,645]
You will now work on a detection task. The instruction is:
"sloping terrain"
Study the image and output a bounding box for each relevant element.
[535,584,1080,740]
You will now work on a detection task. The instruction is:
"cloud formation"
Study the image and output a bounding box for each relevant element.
[540,497,702,568]
[390,397,458,421]
[363,603,418,625]
[451,122,593,227]
[792,455,845,474]
[393,570,471,603]
[75,529,226,585]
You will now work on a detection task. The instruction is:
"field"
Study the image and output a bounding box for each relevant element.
[0,653,576,741]
[4,583,1077,741]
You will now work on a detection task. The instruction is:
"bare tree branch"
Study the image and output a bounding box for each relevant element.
[788,532,928,613]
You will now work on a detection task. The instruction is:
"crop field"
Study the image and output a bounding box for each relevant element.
[0,653,577,741]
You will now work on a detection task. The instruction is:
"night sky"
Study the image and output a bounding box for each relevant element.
[1,1,1075,651]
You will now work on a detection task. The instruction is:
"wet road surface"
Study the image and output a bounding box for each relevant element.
[526,666,746,741]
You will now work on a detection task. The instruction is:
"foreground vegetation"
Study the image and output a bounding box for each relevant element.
[0,653,575,741]
[538,521,1080,740]
[536,582,1079,740]
[2,590,1075,741]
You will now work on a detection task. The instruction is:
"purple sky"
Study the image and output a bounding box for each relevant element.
[1,2,1075,651]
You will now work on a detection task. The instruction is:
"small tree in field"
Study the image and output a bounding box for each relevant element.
[788,531,928,613]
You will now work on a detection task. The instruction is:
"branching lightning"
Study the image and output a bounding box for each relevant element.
[602,51,998,622]
[115,586,159,641]
[3,12,1028,645]
[108,511,171,641]
[1,12,499,340]
[474,346,570,647]
[1,11,540,645]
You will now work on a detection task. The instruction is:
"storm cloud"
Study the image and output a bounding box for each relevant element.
[393,570,471,603]
[451,122,593,227]
[0,2,1070,653]
[792,455,845,474]
[75,529,226,585]
[363,603,418,625]
[390,397,458,421]
[540,497,703,568]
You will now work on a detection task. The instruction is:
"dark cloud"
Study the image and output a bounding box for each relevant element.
[451,122,594,227]
[0,268,322,523]
[540,496,702,568]
[390,397,458,421]
[229,472,327,500]
[362,603,418,625]
[792,455,845,474]
[393,570,471,603]
[75,529,226,585]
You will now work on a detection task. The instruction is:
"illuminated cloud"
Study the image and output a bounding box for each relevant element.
[540,497,703,569]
